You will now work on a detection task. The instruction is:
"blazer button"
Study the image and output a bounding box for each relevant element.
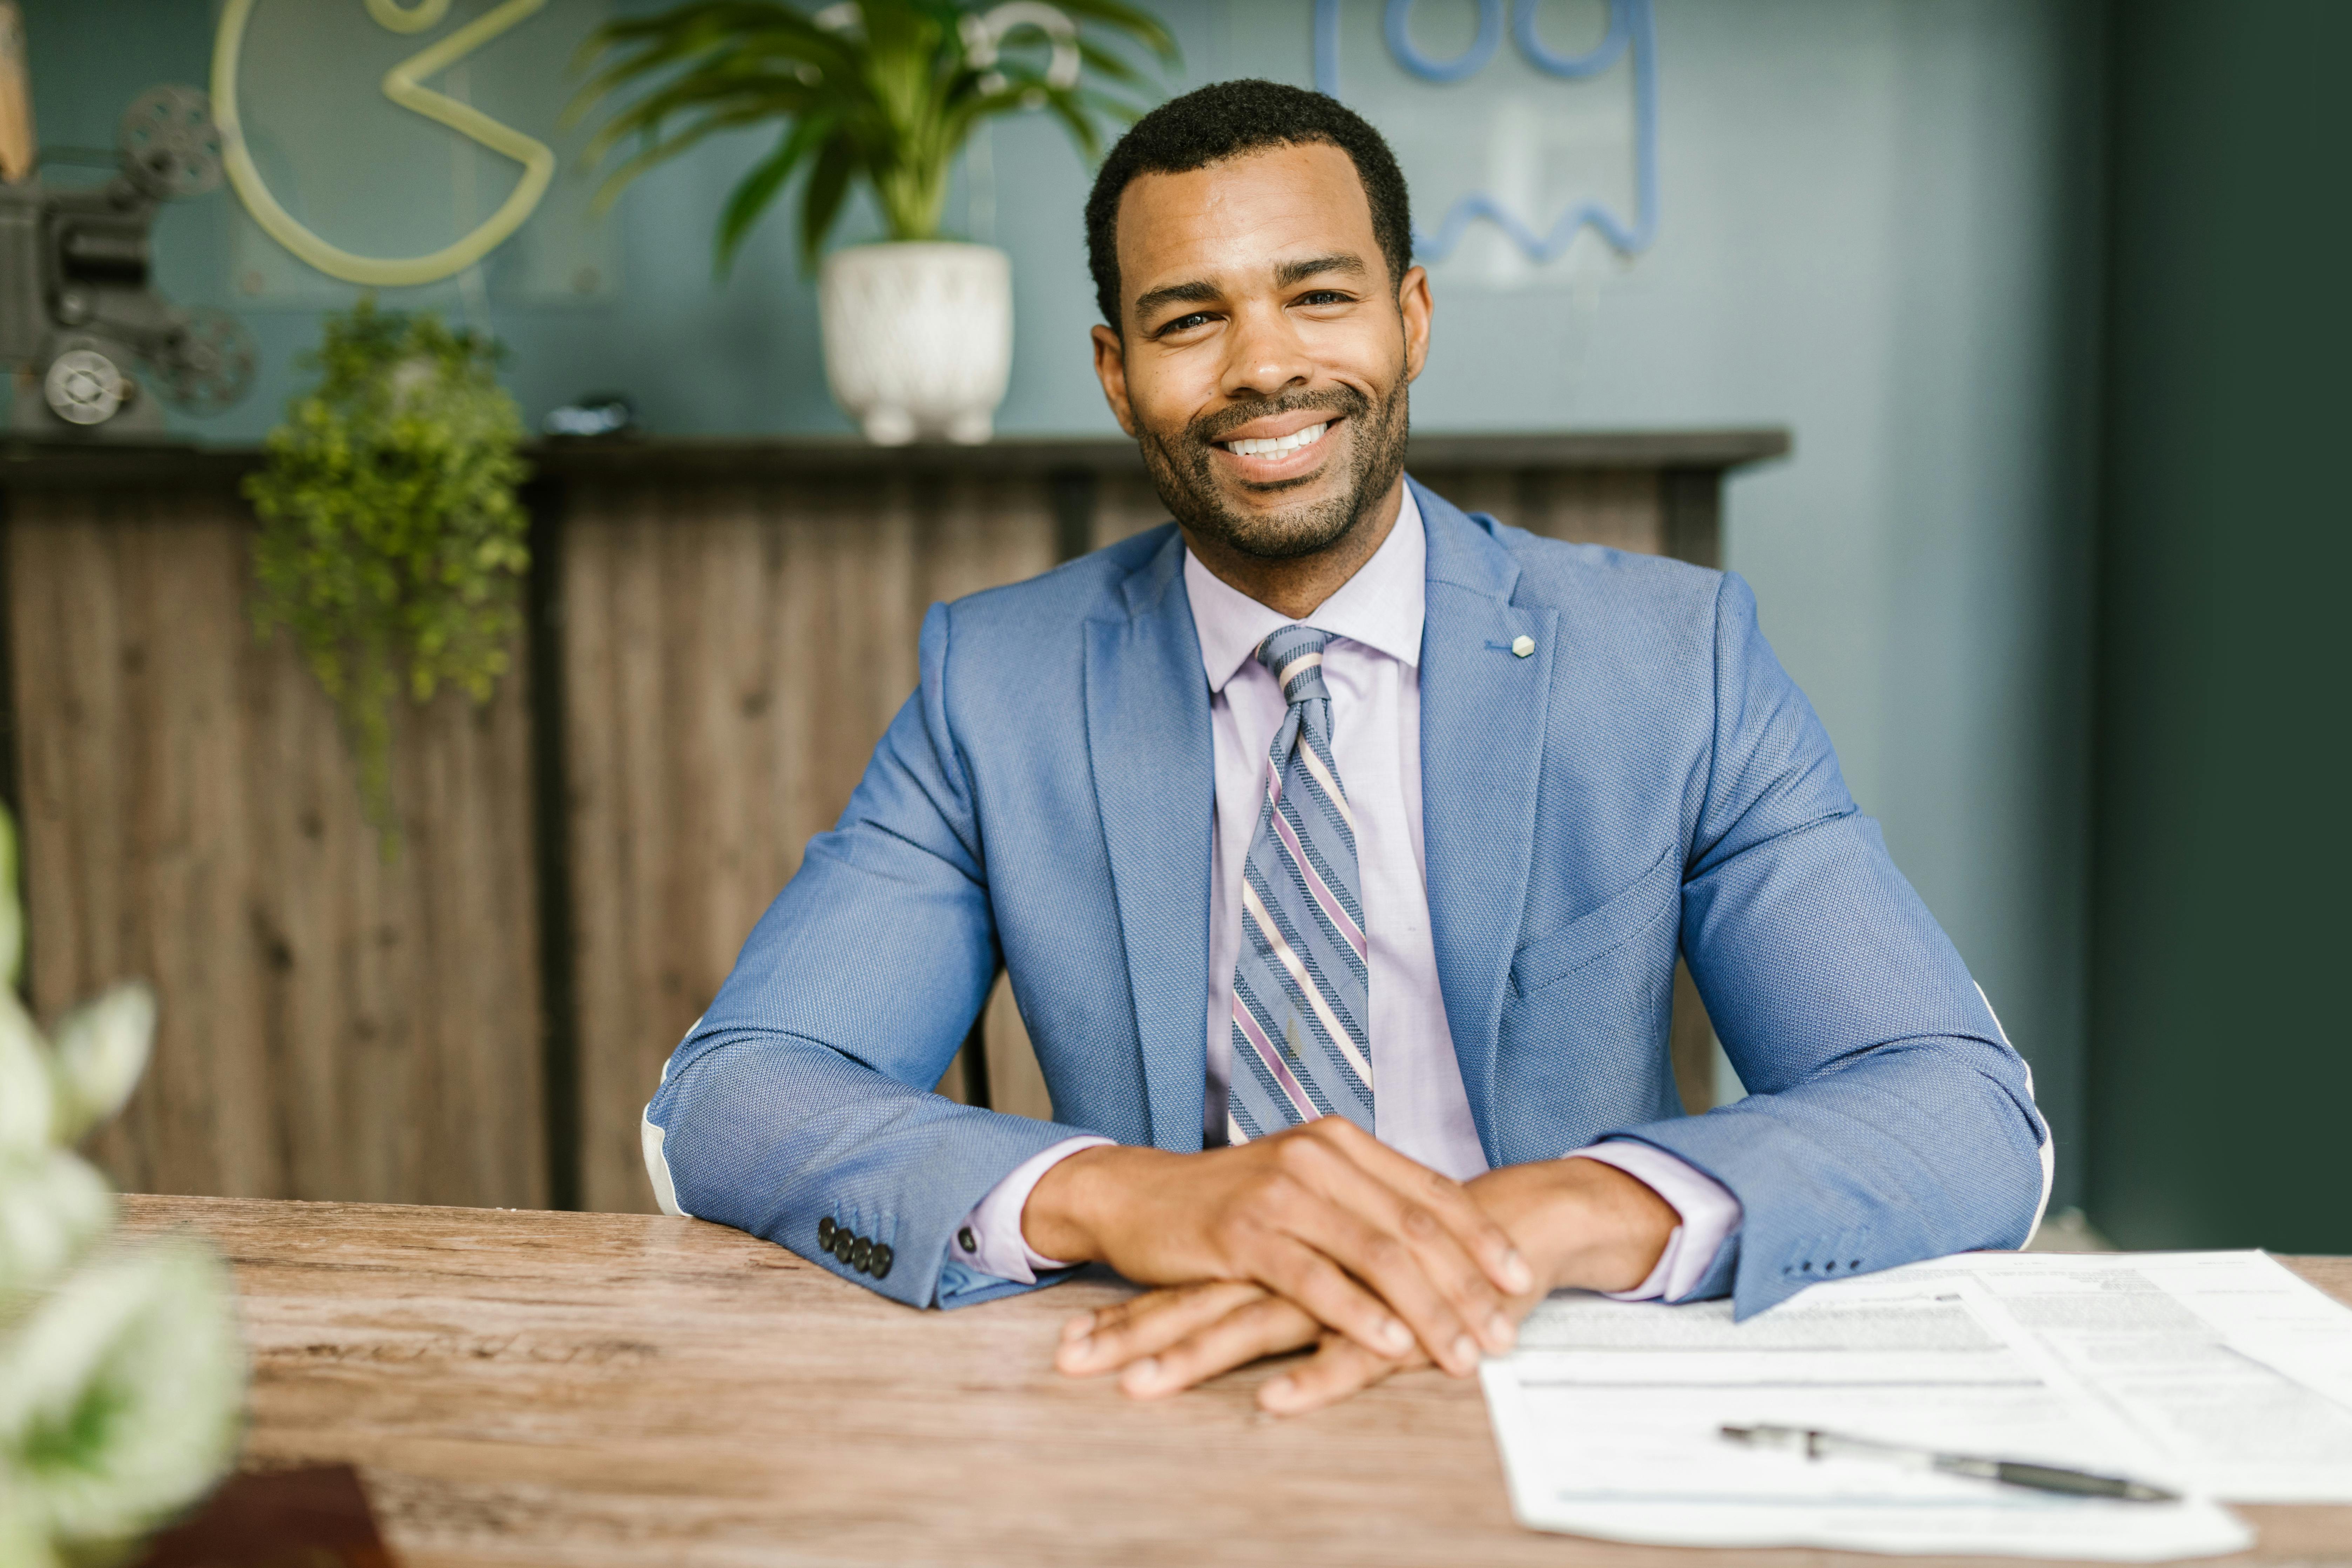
[958,1226,977,1253]
[851,1237,873,1273]
[871,1243,893,1279]
[818,1216,837,1249]
[832,1229,854,1261]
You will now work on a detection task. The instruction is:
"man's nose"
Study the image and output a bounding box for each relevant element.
[1218,302,1314,403]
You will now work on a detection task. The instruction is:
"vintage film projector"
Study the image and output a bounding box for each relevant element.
[0,83,255,438]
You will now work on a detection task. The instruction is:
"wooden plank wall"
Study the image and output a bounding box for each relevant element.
[7,485,545,1208]
[4,447,1751,1216]
[560,474,1056,1214]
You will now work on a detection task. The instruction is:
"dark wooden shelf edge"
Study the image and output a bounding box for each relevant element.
[0,427,1791,491]
[1405,428,1792,471]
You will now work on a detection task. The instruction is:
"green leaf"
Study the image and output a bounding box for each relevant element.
[588,103,790,215]
[716,117,833,274]
[799,137,856,270]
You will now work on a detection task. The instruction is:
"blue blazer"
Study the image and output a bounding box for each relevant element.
[646,479,2050,1319]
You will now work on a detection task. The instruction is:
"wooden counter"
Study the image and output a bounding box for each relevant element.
[123,1194,2352,1568]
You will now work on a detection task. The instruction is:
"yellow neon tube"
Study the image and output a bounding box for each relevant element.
[212,0,555,287]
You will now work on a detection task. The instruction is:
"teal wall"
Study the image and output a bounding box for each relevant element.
[23,1,2106,1206]
[2087,1,2350,1250]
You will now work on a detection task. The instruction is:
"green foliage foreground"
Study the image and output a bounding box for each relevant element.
[246,301,532,847]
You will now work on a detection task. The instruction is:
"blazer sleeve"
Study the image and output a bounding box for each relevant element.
[642,601,1100,1310]
[1605,572,2053,1319]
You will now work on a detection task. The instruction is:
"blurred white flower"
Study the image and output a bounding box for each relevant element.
[0,1500,58,1568]
[0,803,244,1565]
[0,1243,244,1555]
[0,1001,50,1164]
[46,986,154,1149]
[0,1153,112,1300]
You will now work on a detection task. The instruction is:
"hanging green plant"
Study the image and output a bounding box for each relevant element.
[245,300,530,850]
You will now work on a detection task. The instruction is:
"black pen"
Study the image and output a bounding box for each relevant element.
[1719,1424,2182,1503]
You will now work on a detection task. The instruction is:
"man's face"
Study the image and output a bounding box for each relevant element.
[1091,142,1432,560]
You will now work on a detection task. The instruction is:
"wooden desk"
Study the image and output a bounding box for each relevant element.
[123,1194,2352,1568]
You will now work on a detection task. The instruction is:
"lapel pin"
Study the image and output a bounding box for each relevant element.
[1511,635,1535,658]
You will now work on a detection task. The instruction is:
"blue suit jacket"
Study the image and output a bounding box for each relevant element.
[646,479,2050,1319]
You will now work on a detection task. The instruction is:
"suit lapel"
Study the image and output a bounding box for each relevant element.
[1085,530,1214,1151]
[1414,480,1558,1165]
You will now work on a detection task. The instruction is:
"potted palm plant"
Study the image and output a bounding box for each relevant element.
[573,0,1176,445]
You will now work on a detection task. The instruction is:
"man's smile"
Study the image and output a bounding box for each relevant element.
[1224,420,1329,458]
[1209,412,1345,485]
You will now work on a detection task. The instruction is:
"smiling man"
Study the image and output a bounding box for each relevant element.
[642,80,2052,1414]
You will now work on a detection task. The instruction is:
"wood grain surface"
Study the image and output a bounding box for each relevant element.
[118,1195,2352,1568]
[560,473,1057,1212]
[8,491,545,1209]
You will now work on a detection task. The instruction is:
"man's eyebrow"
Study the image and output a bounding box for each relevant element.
[1132,279,1221,321]
[1130,254,1371,323]
[1274,253,1367,288]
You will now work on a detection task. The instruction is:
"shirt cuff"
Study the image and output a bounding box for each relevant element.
[1569,1139,1744,1303]
[950,1135,1116,1284]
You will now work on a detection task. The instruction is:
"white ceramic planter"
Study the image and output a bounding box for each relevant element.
[818,242,1012,446]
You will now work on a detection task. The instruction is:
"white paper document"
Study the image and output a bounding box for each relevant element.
[1478,1253,2340,1559]
[1900,1250,2352,1503]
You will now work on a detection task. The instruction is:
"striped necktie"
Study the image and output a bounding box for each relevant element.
[1225,625,1373,1143]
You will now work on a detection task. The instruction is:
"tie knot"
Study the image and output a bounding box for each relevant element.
[1256,625,1333,705]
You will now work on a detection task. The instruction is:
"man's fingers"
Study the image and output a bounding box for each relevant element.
[1245,1230,1423,1364]
[1259,1331,1421,1415]
[1262,1141,1497,1373]
[1297,1119,1534,1298]
[1056,1280,1263,1376]
[1270,1187,1481,1374]
[1271,1128,1525,1352]
[1117,1293,1323,1399]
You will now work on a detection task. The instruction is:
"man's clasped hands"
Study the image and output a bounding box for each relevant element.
[1020,1119,1680,1414]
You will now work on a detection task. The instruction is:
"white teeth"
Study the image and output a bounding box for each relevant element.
[1225,421,1329,458]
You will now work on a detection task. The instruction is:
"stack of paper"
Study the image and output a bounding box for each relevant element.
[1481,1250,2352,1559]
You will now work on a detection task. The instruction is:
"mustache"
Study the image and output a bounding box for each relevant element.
[1185,386,1371,448]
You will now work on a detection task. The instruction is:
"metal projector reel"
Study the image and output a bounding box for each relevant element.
[154,306,257,415]
[118,85,223,201]
[43,344,129,426]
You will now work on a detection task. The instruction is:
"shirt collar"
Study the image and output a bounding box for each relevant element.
[1183,483,1427,695]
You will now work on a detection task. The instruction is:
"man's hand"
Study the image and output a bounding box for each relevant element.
[1025,1119,1534,1377]
[1053,1153,1681,1412]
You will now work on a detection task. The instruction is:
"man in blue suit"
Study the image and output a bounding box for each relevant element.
[643,80,2051,1414]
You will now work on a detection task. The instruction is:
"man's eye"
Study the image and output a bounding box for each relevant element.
[1157,311,1215,334]
[1296,290,1353,306]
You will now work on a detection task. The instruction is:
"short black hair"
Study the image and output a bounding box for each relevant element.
[1084,79,1414,330]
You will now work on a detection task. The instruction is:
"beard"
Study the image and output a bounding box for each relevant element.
[1135,377,1411,561]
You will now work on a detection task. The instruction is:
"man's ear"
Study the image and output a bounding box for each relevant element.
[1091,323,1139,437]
[1397,263,1433,384]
